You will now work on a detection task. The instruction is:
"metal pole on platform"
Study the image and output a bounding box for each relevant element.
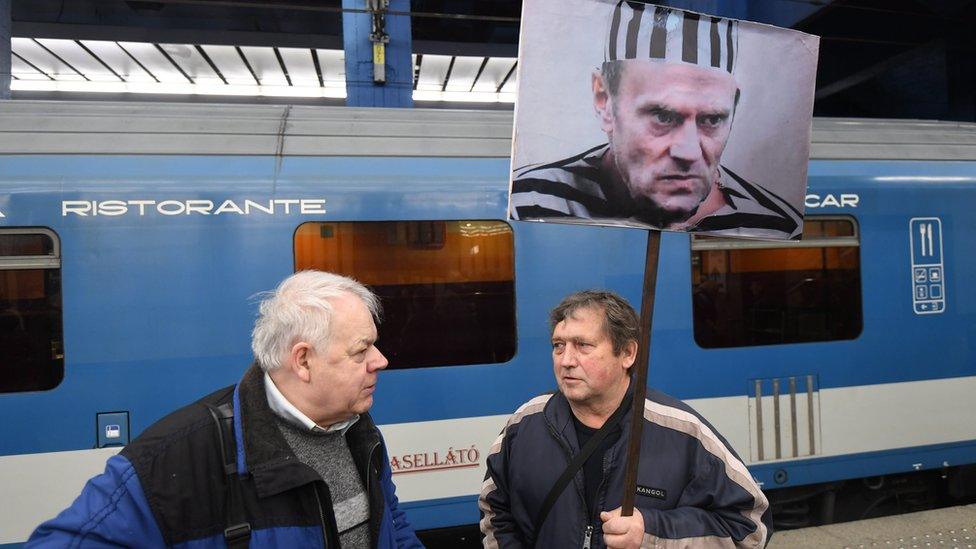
[620,229,661,516]
[0,0,11,100]
[342,0,413,107]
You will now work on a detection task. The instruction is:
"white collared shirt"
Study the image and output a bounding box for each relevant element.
[264,372,359,436]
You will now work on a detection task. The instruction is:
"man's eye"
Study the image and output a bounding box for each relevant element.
[699,114,725,128]
[552,342,564,351]
[652,111,677,125]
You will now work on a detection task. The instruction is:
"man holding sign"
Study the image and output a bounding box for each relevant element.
[478,291,770,548]
[493,0,817,545]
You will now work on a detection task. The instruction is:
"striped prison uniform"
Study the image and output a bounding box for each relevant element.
[509,144,803,240]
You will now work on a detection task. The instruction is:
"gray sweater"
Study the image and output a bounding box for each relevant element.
[276,418,370,548]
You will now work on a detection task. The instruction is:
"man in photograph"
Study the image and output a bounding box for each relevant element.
[510,3,803,239]
[479,290,771,548]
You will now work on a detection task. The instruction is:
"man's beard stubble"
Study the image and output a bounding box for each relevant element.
[606,153,704,229]
[629,194,701,228]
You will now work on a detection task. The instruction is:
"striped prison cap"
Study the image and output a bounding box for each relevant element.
[605,1,739,74]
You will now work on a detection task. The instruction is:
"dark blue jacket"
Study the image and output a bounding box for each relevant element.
[479,389,771,548]
[28,364,423,548]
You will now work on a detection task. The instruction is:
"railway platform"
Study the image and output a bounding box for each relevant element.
[769,504,976,548]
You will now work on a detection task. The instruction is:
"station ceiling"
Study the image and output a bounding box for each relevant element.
[6,0,976,120]
[10,38,518,103]
[9,0,519,104]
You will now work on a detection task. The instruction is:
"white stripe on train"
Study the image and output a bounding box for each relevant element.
[2,375,976,544]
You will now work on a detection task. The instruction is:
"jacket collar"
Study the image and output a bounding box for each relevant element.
[233,363,382,499]
[543,384,636,452]
[263,371,360,435]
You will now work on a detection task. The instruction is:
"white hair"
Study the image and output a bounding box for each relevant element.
[251,270,381,372]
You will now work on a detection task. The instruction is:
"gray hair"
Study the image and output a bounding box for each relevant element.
[251,270,381,372]
[549,290,639,356]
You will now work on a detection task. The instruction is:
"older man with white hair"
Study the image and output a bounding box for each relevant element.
[29,271,422,548]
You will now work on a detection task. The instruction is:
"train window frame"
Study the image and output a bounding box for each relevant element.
[690,216,863,349]
[292,219,517,369]
[0,227,65,393]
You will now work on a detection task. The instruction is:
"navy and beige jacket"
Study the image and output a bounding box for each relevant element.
[27,364,423,548]
[479,389,771,548]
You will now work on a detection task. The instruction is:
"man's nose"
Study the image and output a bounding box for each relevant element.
[669,121,704,164]
[557,346,579,368]
[368,347,389,372]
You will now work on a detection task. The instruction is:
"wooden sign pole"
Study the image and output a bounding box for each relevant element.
[620,229,662,516]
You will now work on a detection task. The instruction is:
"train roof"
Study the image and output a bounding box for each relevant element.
[0,100,975,161]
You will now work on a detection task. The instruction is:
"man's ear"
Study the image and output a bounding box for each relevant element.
[289,342,313,383]
[621,340,638,370]
[593,71,614,134]
[730,88,741,125]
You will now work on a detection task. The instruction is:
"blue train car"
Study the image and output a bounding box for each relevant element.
[0,102,974,544]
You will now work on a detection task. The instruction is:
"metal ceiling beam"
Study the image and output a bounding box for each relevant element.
[12,22,515,57]
[12,22,343,49]
[412,39,516,58]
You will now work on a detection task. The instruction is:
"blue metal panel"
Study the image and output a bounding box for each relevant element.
[400,495,479,532]
[342,0,413,107]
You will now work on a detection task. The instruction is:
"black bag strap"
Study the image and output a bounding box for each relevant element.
[532,392,634,538]
[206,402,251,549]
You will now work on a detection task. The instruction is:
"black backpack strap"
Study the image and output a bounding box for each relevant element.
[206,402,251,549]
[532,392,634,538]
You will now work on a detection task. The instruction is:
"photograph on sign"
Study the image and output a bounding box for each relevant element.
[508,0,819,240]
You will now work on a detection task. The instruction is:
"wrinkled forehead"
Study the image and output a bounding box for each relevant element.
[554,304,610,337]
[606,2,739,75]
[620,58,737,87]
[614,60,739,108]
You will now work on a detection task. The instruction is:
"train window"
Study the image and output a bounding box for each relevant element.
[691,217,862,348]
[294,221,516,368]
[0,228,64,392]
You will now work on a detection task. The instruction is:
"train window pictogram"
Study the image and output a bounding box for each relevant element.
[690,216,862,348]
[294,220,516,369]
[0,228,64,393]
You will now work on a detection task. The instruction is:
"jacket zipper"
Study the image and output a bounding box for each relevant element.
[363,439,382,536]
[365,440,379,500]
[582,524,594,548]
[584,449,614,549]
[313,484,329,548]
[546,419,595,548]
